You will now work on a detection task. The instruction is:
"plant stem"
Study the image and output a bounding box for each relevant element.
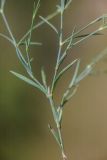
[57,126,67,160]
[47,92,67,159]
[51,8,64,93]
[1,12,16,45]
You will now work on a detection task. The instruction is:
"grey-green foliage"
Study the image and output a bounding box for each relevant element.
[1,0,107,159]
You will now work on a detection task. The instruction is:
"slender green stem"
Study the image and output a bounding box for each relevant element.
[47,91,67,160]
[48,93,58,124]
[25,0,40,70]
[57,126,67,160]
[51,9,64,93]
[0,33,14,44]
[1,12,16,45]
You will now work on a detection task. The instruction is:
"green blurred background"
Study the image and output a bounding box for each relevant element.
[0,0,107,160]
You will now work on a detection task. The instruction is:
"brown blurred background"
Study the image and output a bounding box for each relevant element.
[0,0,107,160]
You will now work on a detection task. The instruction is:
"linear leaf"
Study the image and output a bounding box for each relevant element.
[57,106,63,124]
[75,32,103,38]
[61,85,78,106]
[18,41,42,46]
[39,16,58,34]
[61,60,80,106]
[69,59,80,88]
[15,48,27,67]
[15,48,29,72]
[58,27,75,66]
[41,67,47,89]
[48,125,61,147]
[0,33,13,44]
[33,0,40,20]
[48,93,59,124]
[55,59,78,85]
[66,85,78,101]
[75,64,92,84]
[64,0,72,9]
[10,71,45,93]
[73,26,107,46]
[73,15,106,37]
[25,0,40,55]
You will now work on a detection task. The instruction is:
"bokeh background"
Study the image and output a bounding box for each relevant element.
[0,0,107,160]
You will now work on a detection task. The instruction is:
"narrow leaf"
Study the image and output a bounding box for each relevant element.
[10,71,45,93]
[39,16,58,34]
[48,125,61,146]
[18,41,31,73]
[41,67,47,88]
[73,26,107,46]
[61,85,78,106]
[15,48,30,72]
[66,85,78,101]
[0,33,13,44]
[64,0,72,9]
[75,64,92,84]
[26,0,40,53]
[55,59,78,85]
[61,59,80,106]
[69,59,80,88]
[58,27,75,66]
[18,41,42,46]
[75,32,103,38]
[57,106,63,124]
[33,0,40,20]
[48,93,59,124]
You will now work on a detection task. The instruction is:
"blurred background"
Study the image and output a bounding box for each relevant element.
[0,0,107,160]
